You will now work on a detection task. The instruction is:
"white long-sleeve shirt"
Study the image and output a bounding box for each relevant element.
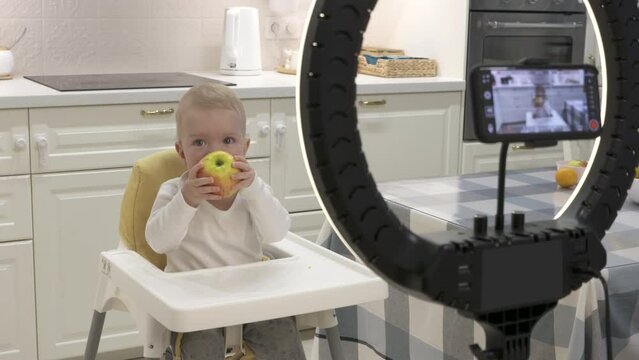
[145,173,290,273]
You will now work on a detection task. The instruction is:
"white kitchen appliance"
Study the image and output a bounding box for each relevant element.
[220,7,262,76]
[0,48,14,78]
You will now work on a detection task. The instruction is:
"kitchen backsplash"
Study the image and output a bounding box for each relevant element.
[0,0,467,78]
[0,0,310,76]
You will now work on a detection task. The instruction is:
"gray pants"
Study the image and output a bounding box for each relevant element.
[166,317,306,360]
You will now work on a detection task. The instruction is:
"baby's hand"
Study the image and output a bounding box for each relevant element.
[181,162,222,207]
[231,155,255,192]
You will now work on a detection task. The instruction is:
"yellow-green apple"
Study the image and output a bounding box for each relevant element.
[198,151,239,198]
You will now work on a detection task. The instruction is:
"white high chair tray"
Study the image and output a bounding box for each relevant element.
[101,233,388,332]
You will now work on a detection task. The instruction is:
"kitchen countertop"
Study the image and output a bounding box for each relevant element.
[0,71,465,109]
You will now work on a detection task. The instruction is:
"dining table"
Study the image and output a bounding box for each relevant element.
[314,168,639,360]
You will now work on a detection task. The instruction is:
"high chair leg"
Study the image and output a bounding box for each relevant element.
[325,325,345,360]
[84,311,106,360]
[224,325,245,358]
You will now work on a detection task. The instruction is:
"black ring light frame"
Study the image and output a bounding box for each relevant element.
[298,1,639,359]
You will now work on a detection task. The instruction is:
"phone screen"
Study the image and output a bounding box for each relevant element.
[472,65,601,143]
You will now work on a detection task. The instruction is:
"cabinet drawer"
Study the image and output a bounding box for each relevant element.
[29,100,270,173]
[0,175,32,243]
[0,109,30,176]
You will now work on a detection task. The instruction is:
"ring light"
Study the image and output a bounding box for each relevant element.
[297,1,639,359]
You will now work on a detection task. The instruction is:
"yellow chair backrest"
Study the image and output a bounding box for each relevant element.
[119,149,186,269]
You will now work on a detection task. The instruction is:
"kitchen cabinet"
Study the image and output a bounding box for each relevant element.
[0,111,37,360]
[0,120,31,243]
[269,98,326,242]
[460,141,564,175]
[0,109,29,176]
[0,240,38,360]
[270,98,321,213]
[269,92,464,209]
[270,93,463,241]
[29,100,271,359]
[32,157,269,360]
[0,82,466,358]
[356,92,462,181]
[0,240,37,360]
[32,169,139,360]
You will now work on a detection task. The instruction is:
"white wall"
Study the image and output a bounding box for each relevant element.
[363,0,469,78]
[0,0,311,76]
[0,0,468,78]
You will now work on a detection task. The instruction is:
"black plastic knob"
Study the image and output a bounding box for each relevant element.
[512,211,525,232]
[473,215,488,237]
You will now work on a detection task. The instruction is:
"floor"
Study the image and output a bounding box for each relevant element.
[126,329,316,359]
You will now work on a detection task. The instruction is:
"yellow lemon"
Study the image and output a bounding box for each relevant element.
[555,167,578,189]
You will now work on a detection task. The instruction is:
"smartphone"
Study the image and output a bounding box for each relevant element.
[471,64,601,143]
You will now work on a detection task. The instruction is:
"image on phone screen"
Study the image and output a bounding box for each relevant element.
[472,66,601,142]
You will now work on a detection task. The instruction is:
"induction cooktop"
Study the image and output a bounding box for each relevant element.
[24,72,236,91]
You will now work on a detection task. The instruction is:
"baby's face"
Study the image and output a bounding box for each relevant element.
[176,107,249,170]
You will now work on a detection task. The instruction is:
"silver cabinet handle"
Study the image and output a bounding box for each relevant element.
[13,135,27,151]
[35,134,49,167]
[140,108,175,116]
[258,122,270,137]
[358,100,387,106]
[487,21,583,29]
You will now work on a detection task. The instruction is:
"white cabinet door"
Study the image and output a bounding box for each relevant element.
[0,240,37,360]
[32,169,140,360]
[0,109,29,176]
[29,101,270,173]
[356,92,462,182]
[290,211,326,243]
[270,98,320,213]
[461,142,564,175]
[0,176,32,243]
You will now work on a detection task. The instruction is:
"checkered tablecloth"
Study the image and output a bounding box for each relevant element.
[315,168,639,360]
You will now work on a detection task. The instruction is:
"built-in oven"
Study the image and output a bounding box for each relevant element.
[463,0,587,141]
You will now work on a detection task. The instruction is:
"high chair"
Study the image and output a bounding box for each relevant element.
[83,149,388,359]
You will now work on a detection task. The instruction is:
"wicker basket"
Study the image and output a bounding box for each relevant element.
[357,55,437,78]
[360,46,405,57]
